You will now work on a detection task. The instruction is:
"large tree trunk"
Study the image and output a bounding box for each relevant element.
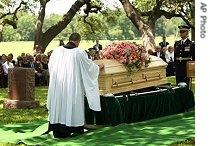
[34,0,47,51]
[34,0,89,53]
[119,0,156,52]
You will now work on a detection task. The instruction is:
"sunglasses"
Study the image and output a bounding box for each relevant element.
[180,30,186,33]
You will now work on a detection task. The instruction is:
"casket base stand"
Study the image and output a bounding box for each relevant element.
[84,85,195,126]
[85,56,194,126]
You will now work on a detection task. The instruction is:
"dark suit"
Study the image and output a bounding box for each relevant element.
[159,41,169,49]
[26,62,43,85]
[87,54,95,61]
[0,63,4,88]
[174,39,195,86]
[93,44,102,51]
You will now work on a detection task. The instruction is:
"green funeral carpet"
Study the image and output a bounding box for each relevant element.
[0,110,194,146]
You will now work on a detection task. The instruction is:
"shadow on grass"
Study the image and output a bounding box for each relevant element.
[0,110,194,146]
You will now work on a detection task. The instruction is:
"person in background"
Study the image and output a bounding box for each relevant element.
[26,55,43,86]
[47,50,53,60]
[15,56,27,67]
[0,56,4,88]
[33,45,42,56]
[21,52,26,57]
[153,45,165,61]
[87,47,96,61]
[41,54,49,85]
[161,46,167,62]
[174,25,195,87]
[159,35,169,50]
[8,53,16,66]
[59,40,65,46]
[46,32,103,138]
[2,54,14,88]
[34,54,44,85]
[22,55,29,65]
[93,39,102,51]
[165,46,175,76]
[1,54,7,64]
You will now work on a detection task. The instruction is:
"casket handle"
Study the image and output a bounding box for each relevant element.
[145,75,147,81]
[145,74,161,81]
[146,76,162,81]
[112,81,133,87]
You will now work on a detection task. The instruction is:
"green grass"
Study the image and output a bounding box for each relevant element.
[0,36,176,60]
[0,110,195,146]
[0,86,48,124]
[167,76,195,94]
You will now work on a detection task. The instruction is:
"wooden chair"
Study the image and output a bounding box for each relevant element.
[186,61,195,90]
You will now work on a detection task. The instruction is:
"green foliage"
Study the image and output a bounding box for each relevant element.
[2,26,20,41]
[1,9,186,42]
[16,13,36,41]
[133,0,156,11]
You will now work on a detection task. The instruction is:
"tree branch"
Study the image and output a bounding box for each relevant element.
[0,1,28,29]
[83,1,102,33]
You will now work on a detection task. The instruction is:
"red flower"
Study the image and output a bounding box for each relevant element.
[101,41,151,73]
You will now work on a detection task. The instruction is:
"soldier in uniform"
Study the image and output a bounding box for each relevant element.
[174,25,195,87]
[159,35,169,50]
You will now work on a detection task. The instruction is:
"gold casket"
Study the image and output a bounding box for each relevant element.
[94,55,168,95]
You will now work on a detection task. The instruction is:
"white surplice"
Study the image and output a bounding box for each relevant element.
[47,46,101,127]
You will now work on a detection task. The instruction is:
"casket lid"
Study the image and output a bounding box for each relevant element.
[94,55,167,75]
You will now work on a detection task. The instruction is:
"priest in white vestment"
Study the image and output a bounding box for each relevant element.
[46,33,103,138]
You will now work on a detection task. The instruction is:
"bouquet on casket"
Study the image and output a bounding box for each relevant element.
[101,41,151,73]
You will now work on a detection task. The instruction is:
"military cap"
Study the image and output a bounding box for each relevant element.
[178,25,190,31]
[88,47,96,51]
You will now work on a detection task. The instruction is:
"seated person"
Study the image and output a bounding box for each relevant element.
[153,46,165,61]
[87,48,100,60]
[26,55,44,86]
[165,46,175,76]
[0,60,4,88]
[15,56,28,67]
[41,54,49,85]
[2,54,14,88]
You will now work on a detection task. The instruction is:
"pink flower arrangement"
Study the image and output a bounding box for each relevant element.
[101,41,151,73]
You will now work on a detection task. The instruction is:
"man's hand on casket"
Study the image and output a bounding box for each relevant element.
[98,63,104,70]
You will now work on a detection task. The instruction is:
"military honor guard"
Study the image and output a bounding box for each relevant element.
[174,25,195,87]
